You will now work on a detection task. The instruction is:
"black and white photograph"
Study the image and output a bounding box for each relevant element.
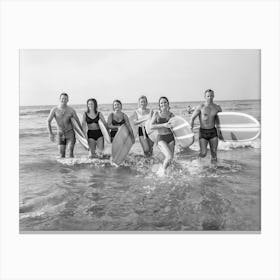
[20,49,261,232]
[1,0,280,279]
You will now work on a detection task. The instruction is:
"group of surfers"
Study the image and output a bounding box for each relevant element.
[47,89,222,173]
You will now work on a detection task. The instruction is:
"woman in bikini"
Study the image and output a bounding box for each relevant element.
[150,96,175,174]
[131,95,154,157]
[107,99,135,143]
[82,98,107,158]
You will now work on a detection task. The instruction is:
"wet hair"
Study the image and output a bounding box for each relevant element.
[112,99,122,110]
[86,98,98,114]
[60,92,69,99]
[158,96,170,112]
[204,89,214,95]
[138,95,148,104]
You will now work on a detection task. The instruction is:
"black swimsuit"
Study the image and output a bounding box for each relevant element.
[85,112,103,141]
[110,115,126,140]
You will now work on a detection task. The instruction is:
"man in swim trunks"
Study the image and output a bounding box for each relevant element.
[47,93,82,158]
[190,89,222,163]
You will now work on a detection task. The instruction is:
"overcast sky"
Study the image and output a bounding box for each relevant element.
[20,49,260,106]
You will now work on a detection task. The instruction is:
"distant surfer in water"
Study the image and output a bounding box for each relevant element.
[82,98,107,158]
[107,99,135,143]
[186,105,195,114]
[47,93,82,158]
[150,96,175,175]
[190,89,222,163]
[131,95,154,157]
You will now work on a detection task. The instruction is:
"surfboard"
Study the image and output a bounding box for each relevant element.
[98,119,111,144]
[145,118,158,143]
[169,116,194,148]
[112,124,134,165]
[71,118,89,150]
[129,115,139,138]
[129,114,150,139]
[216,112,261,141]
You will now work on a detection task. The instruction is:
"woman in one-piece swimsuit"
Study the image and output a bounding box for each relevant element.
[150,96,175,174]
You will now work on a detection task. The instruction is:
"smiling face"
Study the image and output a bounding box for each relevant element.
[139,97,147,109]
[204,90,214,103]
[159,97,169,112]
[87,100,95,112]
[60,94,68,106]
[113,101,122,112]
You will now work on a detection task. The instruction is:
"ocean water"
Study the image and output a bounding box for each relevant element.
[19,100,261,231]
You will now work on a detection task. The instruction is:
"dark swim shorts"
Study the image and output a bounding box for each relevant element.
[87,129,103,141]
[138,126,149,137]
[199,127,218,141]
[157,133,175,144]
[58,129,75,145]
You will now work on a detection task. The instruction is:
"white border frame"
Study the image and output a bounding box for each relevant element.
[1,1,279,280]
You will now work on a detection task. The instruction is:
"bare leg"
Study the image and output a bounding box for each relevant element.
[96,137,104,157]
[59,145,66,158]
[209,136,218,163]
[147,137,154,156]
[157,141,174,171]
[88,138,97,158]
[168,141,175,158]
[139,136,151,157]
[199,138,208,158]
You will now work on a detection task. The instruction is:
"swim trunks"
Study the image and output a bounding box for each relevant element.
[58,129,75,145]
[157,133,175,144]
[87,129,103,141]
[199,127,218,141]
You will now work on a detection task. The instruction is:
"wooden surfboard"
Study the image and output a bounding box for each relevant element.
[216,112,260,141]
[71,118,89,150]
[112,125,134,165]
[169,116,194,148]
[98,119,111,144]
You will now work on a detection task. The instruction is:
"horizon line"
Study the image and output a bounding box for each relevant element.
[20,98,260,108]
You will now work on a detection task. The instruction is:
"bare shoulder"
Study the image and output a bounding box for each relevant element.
[213,103,222,112]
[49,107,58,115]
[195,104,203,111]
[67,106,76,113]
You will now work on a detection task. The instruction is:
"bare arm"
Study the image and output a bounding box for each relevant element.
[47,108,56,141]
[190,105,201,129]
[150,111,171,129]
[132,111,145,126]
[107,113,119,130]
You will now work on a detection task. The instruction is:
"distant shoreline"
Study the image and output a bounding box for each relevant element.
[20,99,261,108]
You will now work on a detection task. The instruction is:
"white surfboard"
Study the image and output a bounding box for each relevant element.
[169,116,194,148]
[98,119,111,144]
[129,114,151,139]
[129,115,139,138]
[112,125,134,165]
[145,118,158,143]
[216,112,260,141]
[71,118,89,150]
